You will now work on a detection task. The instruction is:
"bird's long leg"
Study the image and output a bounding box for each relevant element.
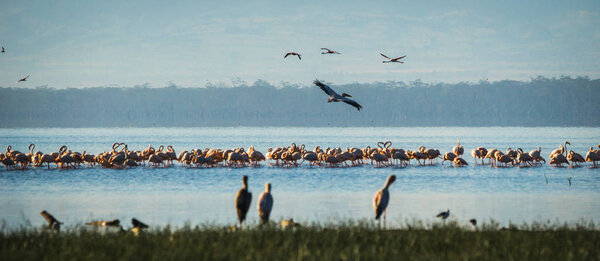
[384,210,387,229]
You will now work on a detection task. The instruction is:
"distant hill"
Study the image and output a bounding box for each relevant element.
[1,76,598,127]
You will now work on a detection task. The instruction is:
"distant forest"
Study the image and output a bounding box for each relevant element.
[1,76,598,127]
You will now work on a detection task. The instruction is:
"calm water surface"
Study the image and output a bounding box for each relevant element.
[1,127,599,229]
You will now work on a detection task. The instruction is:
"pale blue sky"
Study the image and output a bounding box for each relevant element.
[0,0,598,88]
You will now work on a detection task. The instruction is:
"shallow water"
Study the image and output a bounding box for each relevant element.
[0,127,599,229]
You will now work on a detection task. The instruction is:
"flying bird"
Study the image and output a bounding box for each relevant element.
[314,79,362,111]
[436,209,450,220]
[380,53,406,63]
[16,75,29,83]
[321,48,340,54]
[284,52,301,60]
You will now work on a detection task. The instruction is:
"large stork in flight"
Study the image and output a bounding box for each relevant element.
[314,79,362,111]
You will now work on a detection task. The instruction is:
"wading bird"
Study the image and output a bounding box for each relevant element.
[314,79,362,111]
[380,53,406,63]
[373,175,396,226]
[453,141,464,156]
[284,52,301,60]
[321,48,340,54]
[235,175,252,226]
[257,182,273,225]
[1,47,4,53]
[40,210,62,231]
[16,75,29,83]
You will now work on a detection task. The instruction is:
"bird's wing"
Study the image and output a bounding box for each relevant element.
[321,48,330,51]
[394,55,406,60]
[436,212,445,218]
[284,53,290,58]
[373,189,389,219]
[297,54,301,60]
[342,98,362,111]
[313,79,337,96]
[380,53,391,59]
[373,190,382,210]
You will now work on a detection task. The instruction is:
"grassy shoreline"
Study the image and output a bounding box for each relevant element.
[2,222,599,260]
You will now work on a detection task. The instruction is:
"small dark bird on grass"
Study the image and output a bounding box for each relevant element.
[436,209,450,220]
[131,218,148,235]
[40,210,62,231]
[469,218,477,226]
[132,218,148,229]
[284,52,301,60]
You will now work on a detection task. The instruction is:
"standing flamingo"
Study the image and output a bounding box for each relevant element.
[373,175,397,226]
[453,141,464,156]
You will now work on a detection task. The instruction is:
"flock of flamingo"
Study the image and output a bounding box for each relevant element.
[2,141,599,170]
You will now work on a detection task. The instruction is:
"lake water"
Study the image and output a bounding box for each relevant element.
[1,127,599,229]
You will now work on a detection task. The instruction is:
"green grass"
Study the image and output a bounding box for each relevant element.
[1,221,599,261]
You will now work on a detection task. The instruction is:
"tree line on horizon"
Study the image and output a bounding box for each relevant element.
[0,76,598,127]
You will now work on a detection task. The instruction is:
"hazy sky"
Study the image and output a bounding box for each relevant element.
[0,0,598,88]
